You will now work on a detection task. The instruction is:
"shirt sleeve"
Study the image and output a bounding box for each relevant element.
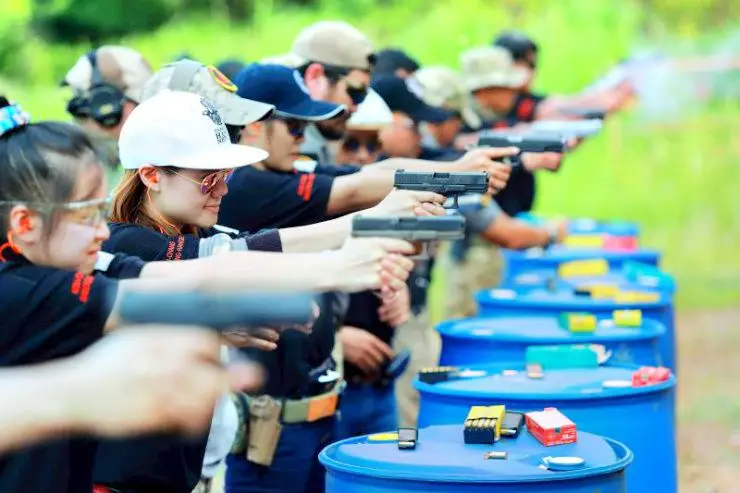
[0,266,119,364]
[94,251,146,279]
[460,201,502,235]
[104,223,200,261]
[313,164,362,177]
[219,167,336,230]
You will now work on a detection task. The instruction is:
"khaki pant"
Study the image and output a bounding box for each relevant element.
[392,309,440,428]
[439,238,504,321]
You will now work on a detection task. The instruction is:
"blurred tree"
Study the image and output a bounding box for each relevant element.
[31,0,177,43]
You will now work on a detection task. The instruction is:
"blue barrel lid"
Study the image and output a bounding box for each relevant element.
[476,286,672,310]
[436,316,666,343]
[414,362,675,400]
[319,424,633,483]
[502,245,660,263]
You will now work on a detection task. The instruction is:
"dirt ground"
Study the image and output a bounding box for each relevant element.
[213,308,740,493]
[676,308,740,493]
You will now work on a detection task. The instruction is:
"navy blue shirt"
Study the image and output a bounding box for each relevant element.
[95,223,282,493]
[0,252,144,493]
[219,167,336,232]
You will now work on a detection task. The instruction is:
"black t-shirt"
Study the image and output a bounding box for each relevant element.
[218,167,335,232]
[0,253,144,493]
[95,223,283,493]
[483,92,546,216]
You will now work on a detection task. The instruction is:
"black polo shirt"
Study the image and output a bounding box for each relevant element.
[479,92,546,216]
[0,252,144,493]
[95,223,283,493]
[218,166,336,232]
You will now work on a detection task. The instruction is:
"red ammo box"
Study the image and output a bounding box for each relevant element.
[525,407,577,447]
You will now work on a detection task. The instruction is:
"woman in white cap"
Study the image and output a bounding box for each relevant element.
[87,90,420,493]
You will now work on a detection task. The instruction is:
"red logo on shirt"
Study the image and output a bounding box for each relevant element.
[297,173,315,202]
[165,236,186,261]
[70,272,94,303]
[492,121,510,130]
[516,98,536,121]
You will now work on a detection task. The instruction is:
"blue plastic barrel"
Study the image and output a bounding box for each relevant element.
[320,423,632,493]
[502,246,660,286]
[415,363,675,493]
[508,265,676,296]
[515,213,640,238]
[437,316,666,367]
[475,286,676,371]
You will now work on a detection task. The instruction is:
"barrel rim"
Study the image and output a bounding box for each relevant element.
[436,316,667,343]
[475,289,673,309]
[501,246,661,262]
[412,362,676,400]
[319,430,634,484]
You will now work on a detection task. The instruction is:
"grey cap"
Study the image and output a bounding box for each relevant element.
[460,46,529,92]
[140,59,275,125]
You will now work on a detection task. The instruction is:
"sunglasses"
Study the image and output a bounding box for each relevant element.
[342,136,379,153]
[276,117,308,138]
[345,80,369,106]
[322,65,369,105]
[173,169,234,195]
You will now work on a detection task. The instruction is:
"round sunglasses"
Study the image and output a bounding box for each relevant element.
[173,169,235,195]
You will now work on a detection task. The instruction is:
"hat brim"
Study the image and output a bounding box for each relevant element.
[216,91,276,125]
[408,104,456,124]
[277,99,346,121]
[150,144,269,170]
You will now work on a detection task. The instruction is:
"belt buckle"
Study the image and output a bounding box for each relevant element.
[306,392,339,423]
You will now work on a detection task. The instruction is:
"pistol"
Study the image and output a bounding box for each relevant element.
[393,170,488,208]
[558,107,608,120]
[477,131,567,167]
[118,291,316,331]
[352,215,465,258]
[529,119,604,139]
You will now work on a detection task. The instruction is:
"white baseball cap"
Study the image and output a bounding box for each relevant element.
[119,91,268,170]
[347,89,393,130]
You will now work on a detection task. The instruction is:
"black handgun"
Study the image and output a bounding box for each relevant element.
[351,215,465,258]
[118,291,316,331]
[393,170,488,208]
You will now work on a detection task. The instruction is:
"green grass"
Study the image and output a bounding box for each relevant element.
[6,0,740,311]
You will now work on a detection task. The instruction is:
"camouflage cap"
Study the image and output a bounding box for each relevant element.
[291,21,375,70]
[414,66,483,130]
[63,46,153,103]
[460,46,529,92]
[140,59,275,126]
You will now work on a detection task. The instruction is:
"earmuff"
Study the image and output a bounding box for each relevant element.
[66,50,126,128]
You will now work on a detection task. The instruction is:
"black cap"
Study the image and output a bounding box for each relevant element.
[371,75,453,124]
[216,59,247,82]
[493,31,538,62]
[373,48,421,76]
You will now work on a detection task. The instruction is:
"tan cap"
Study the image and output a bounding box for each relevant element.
[140,59,275,126]
[460,46,529,92]
[291,21,374,70]
[414,66,482,130]
[260,53,305,68]
[63,46,153,103]
[347,89,393,130]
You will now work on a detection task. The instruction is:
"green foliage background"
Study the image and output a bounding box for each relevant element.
[2,0,739,312]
